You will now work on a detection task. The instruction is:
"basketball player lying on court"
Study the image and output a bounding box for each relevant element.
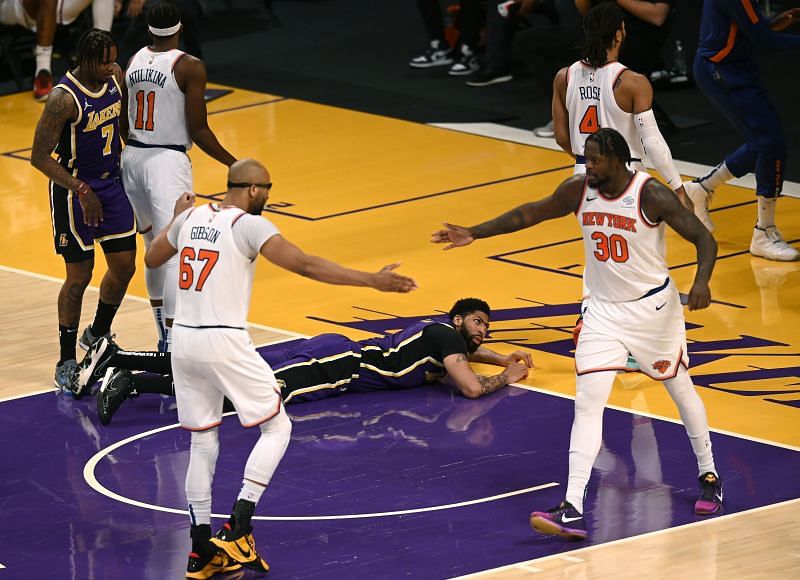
[68,297,533,425]
[432,127,724,540]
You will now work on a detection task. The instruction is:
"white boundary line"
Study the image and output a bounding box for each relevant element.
[82,417,558,520]
[429,122,800,198]
[450,497,800,579]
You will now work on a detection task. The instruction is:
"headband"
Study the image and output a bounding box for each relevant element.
[148,22,181,36]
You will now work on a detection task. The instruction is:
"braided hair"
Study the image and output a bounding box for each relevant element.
[582,3,624,68]
[75,28,118,71]
[147,0,182,34]
[585,128,632,165]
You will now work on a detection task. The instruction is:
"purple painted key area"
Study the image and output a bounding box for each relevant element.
[2,356,799,578]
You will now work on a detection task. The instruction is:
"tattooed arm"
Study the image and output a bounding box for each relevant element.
[442,353,529,399]
[31,88,81,191]
[431,175,585,249]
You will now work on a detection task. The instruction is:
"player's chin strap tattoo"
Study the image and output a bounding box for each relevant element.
[478,372,509,396]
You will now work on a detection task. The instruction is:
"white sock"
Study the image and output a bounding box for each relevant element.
[92,0,115,31]
[186,429,219,527]
[35,45,53,75]
[565,371,616,514]
[663,369,716,476]
[756,197,777,229]
[238,479,267,504]
[150,302,167,344]
[698,162,733,193]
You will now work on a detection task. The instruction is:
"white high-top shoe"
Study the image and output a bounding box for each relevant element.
[750,225,800,262]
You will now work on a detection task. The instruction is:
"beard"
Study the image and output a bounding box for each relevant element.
[586,173,609,189]
[459,325,482,354]
[248,192,267,215]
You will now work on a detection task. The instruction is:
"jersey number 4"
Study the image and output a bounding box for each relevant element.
[179,248,219,291]
[579,105,600,134]
[134,90,156,131]
[591,232,629,263]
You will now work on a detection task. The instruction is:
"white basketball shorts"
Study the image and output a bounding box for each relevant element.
[171,326,282,430]
[575,279,689,381]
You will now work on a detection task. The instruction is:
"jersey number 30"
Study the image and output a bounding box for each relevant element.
[591,232,629,263]
[179,248,219,291]
[134,90,156,131]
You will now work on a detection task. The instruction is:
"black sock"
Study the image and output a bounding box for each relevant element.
[131,373,174,396]
[58,325,78,364]
[115,350,172,374]
[90,300,120,337]
[190,524,213,556]
[230,499,256,534]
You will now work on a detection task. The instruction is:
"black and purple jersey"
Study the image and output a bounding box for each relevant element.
[54,71,123,181]
[263,321,468,404]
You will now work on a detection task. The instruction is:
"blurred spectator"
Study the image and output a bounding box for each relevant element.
[116,0,203,63]
[409,0,481,76]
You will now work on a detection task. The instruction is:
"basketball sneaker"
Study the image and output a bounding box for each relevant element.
[683,180,714,232]
[695,472,723,515]
[448,44,479,76]
[54,359,78,394]
[409,39,453,68]
[529,501,587,540]
[186,549,241,579]
[750,225,800,262]
[211,502,270,573]
[78,325,111,351]
[33,70,53,101]
[76,335,119,395]
[96,368,136,425]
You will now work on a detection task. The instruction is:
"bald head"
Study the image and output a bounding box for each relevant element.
[228,158,270,185]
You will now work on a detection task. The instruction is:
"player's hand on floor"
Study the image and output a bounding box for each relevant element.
[431,223,474,250]
[504,361,529,384]
[506,349,534,368]
[687,280,711,310]
[173,192,196,217]
[373,262,418,293]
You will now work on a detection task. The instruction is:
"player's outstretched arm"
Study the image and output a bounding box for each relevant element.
[443,353,529,398]
[641,180,717,310]
[261,235,418,293]
[431,176,584,250]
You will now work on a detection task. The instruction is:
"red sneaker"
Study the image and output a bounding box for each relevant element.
[33,70,53,101]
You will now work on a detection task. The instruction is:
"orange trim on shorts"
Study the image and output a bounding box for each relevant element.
[240,397,283,428]
[740,0,759,24]
[636,347,688,382]
[710,24,738,63]
[181,420,222,432]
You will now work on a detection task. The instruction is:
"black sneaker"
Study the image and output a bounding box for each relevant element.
[448,45,479,76]
[529,500,587,540]
[466,67,513,87]
[186,549,241,579]
[409,39,453,68]
[695,472,723,515]
[76,335,119,395]
[96,368,135,426]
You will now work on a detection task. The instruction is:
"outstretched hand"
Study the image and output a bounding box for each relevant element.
[372,262,418,293]
[430,223,474,250]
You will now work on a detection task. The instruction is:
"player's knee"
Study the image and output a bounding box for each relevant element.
[260,408,292,443]
[190,427,220,458]
[66,261,93,288]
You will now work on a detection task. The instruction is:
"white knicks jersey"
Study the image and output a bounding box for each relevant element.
[125,47,191,149]
[168,204,279,328]
[565,60,645,163]
[578,171,668,302]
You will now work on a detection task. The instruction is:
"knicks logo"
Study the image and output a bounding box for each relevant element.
[652,360,672,374]
[58,233,69,247]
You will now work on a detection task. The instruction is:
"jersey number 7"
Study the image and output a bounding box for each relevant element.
[179,248,220,291]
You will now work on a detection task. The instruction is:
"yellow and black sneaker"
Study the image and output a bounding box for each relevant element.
[186,549,241,579]
[210,521,270,573]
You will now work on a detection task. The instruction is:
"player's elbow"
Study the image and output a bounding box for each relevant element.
[460,383,482,399]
